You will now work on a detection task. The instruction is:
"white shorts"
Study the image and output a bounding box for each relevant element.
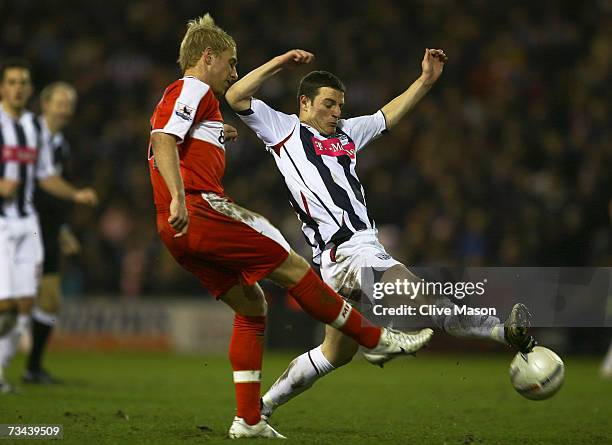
[0,214,44,300]
[320,229,400,300]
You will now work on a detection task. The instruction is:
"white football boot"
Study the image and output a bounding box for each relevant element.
[228,416,286,439]
[362,328,434,367]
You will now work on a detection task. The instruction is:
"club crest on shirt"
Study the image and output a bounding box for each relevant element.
[175,102,195,121]
[312,135,356,159]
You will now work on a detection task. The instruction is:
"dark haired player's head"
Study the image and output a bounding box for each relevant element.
[0,58,31,81]
[298,71,345,135]
[0,58,33,115]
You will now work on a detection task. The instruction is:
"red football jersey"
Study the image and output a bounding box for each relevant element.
[148,76,226,212]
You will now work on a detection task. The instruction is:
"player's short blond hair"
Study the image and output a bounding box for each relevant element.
[40,81,77,104]
[178,13,235,72]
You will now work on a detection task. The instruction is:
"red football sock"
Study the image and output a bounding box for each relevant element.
[288,269,382,348]
[229,314,266,425]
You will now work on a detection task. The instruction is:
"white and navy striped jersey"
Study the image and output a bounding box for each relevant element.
[38,115,69,175]
[237,98,387,264]
[0,107,56,218]
[35,115,71,230]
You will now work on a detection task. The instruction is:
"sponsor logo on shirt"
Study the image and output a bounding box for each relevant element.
[175,102,195,121]
[1,145,38,164]
[312,135,356,159]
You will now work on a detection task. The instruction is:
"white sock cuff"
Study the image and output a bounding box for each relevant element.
[330,300,351,329]
[32,307,58,327]
[261,393,277,410]
[309,345,335,375]
[492,324,507,345]
[233,370,261,383]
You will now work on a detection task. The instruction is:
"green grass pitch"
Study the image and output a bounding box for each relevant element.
[1,352,610,444]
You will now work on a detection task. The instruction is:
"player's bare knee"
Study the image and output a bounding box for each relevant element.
[242,295,267,317]
[235,297,267,317]
[381,264,413,284]
[221,284,268,317]
[243,284,268,316]
[0,299,16,312]
[38,295,60,314]
[269,250,311,288]
[15,297,34,314]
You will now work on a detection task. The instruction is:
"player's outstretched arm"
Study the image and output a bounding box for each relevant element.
[226,49,314,111]
[150,132,188,237]
[38,175,98,206]
[381,48,447,129]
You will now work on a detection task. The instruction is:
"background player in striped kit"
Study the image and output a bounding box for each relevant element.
[227,49,537,418]
[0,60,97,393]
[22,82,82,384]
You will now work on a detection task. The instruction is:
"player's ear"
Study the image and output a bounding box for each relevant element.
[299,95,310,111]
[202,47,215,65]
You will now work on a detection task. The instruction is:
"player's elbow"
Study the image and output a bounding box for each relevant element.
[225,84,240,106]
[225,85,249,112]
[151,132,179,155]
[37,175,58,194]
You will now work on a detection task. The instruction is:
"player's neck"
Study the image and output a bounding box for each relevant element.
[300,118,330,136]
[185,65,222,97]
[184,66,205,83]
[1,101,24,119]
[43,114,61,135]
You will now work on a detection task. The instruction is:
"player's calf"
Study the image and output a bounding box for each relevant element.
[320,327,359,367]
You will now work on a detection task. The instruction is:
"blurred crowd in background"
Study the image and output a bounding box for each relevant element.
[1,0,610,297]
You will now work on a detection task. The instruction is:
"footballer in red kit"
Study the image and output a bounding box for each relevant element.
[149,73,291,297]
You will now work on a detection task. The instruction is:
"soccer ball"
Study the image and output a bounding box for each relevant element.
[509,346,564,400]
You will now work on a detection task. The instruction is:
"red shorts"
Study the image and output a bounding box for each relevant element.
[157,193,290,298]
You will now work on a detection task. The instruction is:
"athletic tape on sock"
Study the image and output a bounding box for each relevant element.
[233,370,262,383]
[330,300,352,329]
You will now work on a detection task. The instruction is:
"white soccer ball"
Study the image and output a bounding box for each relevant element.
[509,346,564,400]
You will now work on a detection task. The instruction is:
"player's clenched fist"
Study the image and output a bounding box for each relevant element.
[169,196,189,238]
[421,48,447,86]
[275,49,315,69]
[223,123,238,142]
[73,187,98,206]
